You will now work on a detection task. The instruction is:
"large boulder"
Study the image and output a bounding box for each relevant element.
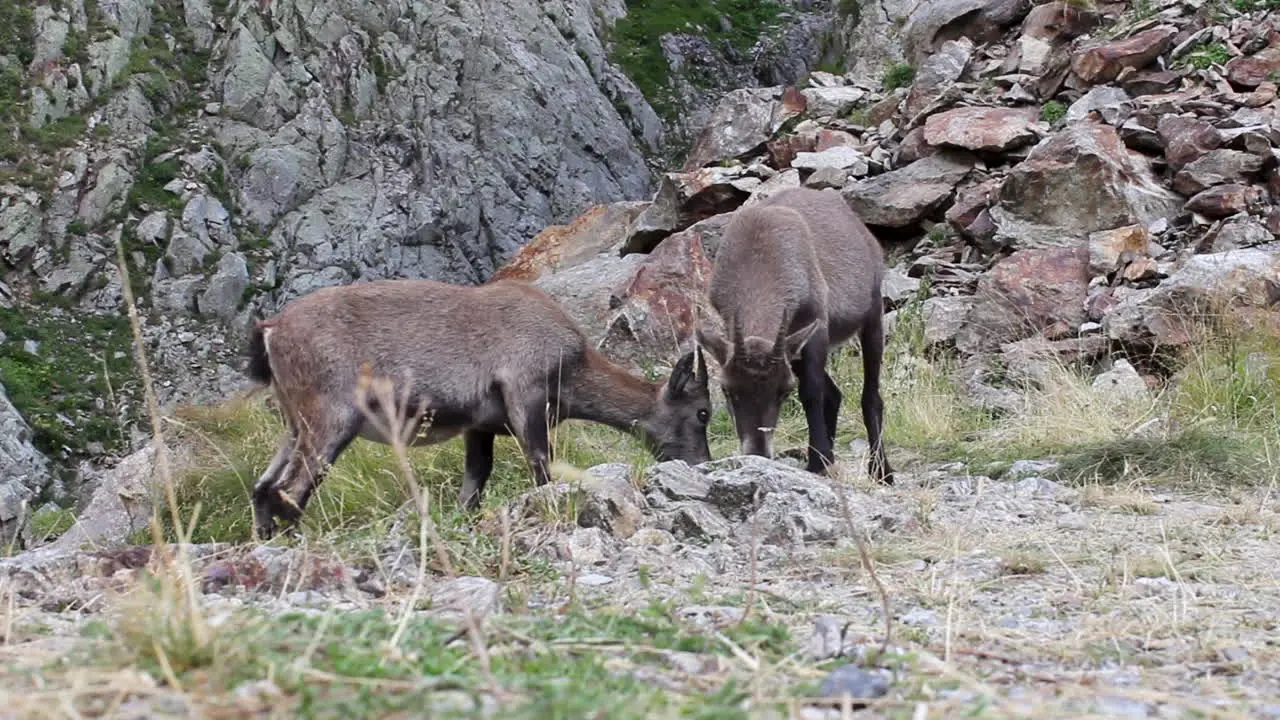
[993,121,1183,247]
[681,87,807,171]
[955,245,1092,354]
[492,202,649,283]
[598,228,713,367]
[923,106,1041,152]
[842,151,975,228]
[1069,25,1178,85]
[1103,249,1280,345]
[621,167,762,255]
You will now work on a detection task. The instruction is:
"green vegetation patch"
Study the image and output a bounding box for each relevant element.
[84,600,794,719]
[1180,42,1231,70]
[1051,428,1271,487]
[0,306,139,464]
[882,62,915,92]
[608,0,784,122]
[0,0,36,67]
[1040,100,1067,124]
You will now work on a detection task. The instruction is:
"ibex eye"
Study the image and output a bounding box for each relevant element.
[697,409,710,424]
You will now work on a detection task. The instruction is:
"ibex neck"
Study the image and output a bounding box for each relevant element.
[563,349,661,437]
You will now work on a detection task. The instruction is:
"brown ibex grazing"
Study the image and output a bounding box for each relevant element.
[695,187,894,484]
[245,278,713,539]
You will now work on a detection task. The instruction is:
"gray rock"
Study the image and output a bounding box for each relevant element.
[0,383,52,549]
[1066,86,1133,125]
[1208,215,1274,252]
[198,252,250,321]
[76,162,134,227]
[792,146,870,173]
[904,38,974,119]
[842,151,975,228]
[575,464,646,539]
[1003,459,1061,481]
[1172,149,1265,196]
[683,87,802,170]
[817,664,891,702]
[1091,358,1150,404]
[0,200,43,266]
[429,576,501,617]
[45,447,155,553]
[801,86,867,118]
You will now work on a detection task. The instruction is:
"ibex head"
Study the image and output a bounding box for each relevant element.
[642,348,714,465]
[696,310,820,459]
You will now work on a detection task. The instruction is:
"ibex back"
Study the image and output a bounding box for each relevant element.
[246,278,713,539]
[696,187,894,484]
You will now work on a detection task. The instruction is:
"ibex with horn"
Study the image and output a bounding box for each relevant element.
[245,278,713,539]
[696,187,894,484]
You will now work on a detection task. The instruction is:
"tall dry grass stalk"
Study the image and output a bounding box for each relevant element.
[111,232,213,674]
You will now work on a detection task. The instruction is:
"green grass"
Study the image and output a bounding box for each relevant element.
[0,0,36,68]
[882,63,915,92]
[26,597,796,719]
[1040,100,1067,125]
[160,392,728,549]
[0,306,139,466]
[607,0,783,123]
[1051,429,1270,487]
[30,505,77,543]
[1180,42,1231,70]
[1232,0,1279,10]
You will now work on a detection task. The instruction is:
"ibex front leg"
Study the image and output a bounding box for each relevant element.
[505,388,553,489]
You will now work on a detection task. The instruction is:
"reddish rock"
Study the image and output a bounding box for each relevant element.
[1070,25,1178,85]
[945,178,1002,232]
[1171,149,1265,196]
[923,106,1040,152]
[767,133,818,170]
[1266,207,1280,237]
[1119,69,1182,96]
[1021,2,1099,42]
[814,129,859,152]
[492,202,649,283]
[601,228,713,365]
[1088,224,1152,275]
[682,87,806,171]
[996,122,1182,235]
[622,167,760,254]
[1185,184,1267,218]
[1156,115,1223,168]
[896,127,939,165]
[1121,256,1160,282]
[1226,45,1280,89]
[955,245,1092,354]
[843,151,975,228]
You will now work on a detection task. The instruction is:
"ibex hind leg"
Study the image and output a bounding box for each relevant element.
[459,430,496,512]
[859,315,894,485]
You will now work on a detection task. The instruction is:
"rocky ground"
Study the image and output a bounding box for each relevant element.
[0,453,1277,717]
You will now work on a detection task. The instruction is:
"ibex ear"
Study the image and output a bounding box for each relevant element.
[785,320,822,360]
[665,351,696,400]
[695,327,728,367]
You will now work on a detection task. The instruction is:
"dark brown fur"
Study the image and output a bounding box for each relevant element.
[247,278,712,539]
[696,187,893,483]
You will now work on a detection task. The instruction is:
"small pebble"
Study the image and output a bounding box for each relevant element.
[817,664,890,702]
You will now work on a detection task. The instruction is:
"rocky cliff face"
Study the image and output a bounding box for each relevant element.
[0,0,836,541]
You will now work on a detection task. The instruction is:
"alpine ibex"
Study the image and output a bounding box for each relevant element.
[695,187,894,484]
[245,278,713,539]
